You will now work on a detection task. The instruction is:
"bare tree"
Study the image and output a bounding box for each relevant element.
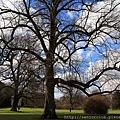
[0,81,13,107]
[0,50,43,111]
[0,0,120,118]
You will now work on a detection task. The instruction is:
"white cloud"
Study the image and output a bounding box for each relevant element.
[101,79,120,91]
[0,0,22,9]
[86,49,120,91]
[76,0,120,43]
[54,87,63,99]
[75,1,120,90]
[67,11,74,19]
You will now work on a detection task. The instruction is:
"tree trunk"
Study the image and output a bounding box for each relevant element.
[11,95,19,111]
[41,81,58,119]
[41,52,58,119]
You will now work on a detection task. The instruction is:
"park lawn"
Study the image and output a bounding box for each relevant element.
[0,107,119,114]
[0,107,84,115]
[0,107,43,114]
[108,109,120,114]
[0,108,120,120]
[0,108,42,120]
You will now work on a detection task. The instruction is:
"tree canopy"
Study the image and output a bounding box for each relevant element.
[0,0,120,119]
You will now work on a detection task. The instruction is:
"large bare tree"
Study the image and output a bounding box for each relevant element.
[0,50,43,111]
[0,0,120,119]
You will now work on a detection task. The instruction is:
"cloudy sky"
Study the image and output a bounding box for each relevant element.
[0,0,120,98]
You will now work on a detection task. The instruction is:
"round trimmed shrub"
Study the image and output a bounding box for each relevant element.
[83,96,109,114]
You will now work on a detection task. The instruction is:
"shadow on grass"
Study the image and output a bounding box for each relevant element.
[0,115,41,120]
[0,114,120,120]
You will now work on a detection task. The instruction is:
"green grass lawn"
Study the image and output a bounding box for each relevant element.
[0,108,119,120]
[108,109,120,114]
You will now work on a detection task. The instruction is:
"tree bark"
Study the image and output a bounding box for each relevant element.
[41,52,58,119]
[41,81,58,119]
[11,95,19,111]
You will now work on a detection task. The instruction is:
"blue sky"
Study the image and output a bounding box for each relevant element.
[0,0,120,98]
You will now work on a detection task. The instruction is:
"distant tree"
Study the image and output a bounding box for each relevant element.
[0,87,13,108]
[0,0,120,118]
[0,82,13,107]
[0,51,44,111]
[57,91,85,110]
[23,92,45,108]
[112,91,120,109]
[23,77,45,108]
[0,81,4,89]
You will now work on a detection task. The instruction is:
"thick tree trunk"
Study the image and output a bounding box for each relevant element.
[41,52,58,119]
[41,81,58,119]
[11,95,19,111]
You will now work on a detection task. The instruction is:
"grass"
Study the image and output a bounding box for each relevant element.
[0,108,119,120]
[0,107,43,114]
[108,109,120,114]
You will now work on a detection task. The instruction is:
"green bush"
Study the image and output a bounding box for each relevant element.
[83,96,109,114]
